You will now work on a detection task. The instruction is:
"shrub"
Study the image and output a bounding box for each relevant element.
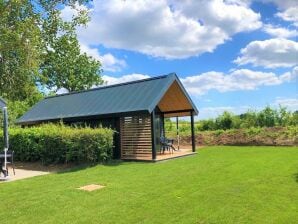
[0,124,114,164]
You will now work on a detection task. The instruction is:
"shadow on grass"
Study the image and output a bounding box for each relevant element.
[13,159,125,174]
[13,158,151,175]
[55,159,138,174]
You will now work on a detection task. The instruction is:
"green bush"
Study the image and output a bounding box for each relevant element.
[0,124,114,164]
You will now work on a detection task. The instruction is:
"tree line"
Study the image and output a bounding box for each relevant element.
[165,106,298,133]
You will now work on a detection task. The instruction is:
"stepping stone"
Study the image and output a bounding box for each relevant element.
[78,184,105,192]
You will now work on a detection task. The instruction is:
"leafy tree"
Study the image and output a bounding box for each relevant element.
[200,119,216,131]
[289,111,298,126]
[257,106,277,127]
[0,0,41,101]
[276,106,291,126]
[216,111,233,130]
[38,0,103,91]
[240,110,258,128]
[0,0,102,101]
[231,115,241,129]
[40,34,103,92]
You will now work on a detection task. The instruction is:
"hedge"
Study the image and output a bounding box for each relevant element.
[0,124,114,164]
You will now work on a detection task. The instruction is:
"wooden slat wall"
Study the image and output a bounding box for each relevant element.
[120,115,152,160]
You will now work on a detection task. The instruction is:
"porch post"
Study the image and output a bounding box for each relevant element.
[161,113,165,137]
[190,111,196,152]
[151,110,157,160]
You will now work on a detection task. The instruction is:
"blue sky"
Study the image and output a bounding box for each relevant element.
[61,0,297,119]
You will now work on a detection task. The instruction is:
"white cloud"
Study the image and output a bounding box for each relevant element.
[80,44,126,72]
[198,106,254,119]
[274,97,298,111]
[102,74,150,85]
[261,0,297,9]
[181,68,296,95]
[62,0,261,59]
[276,7,298,27]
[60,3,89,22]
[172,0,261,34]
[234,38,298,68]
[100,67,296,95]
[263,24,297,38]
[279,66,298,82]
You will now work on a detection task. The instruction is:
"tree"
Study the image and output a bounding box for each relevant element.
[40,34,103,92]
[257,106,277,127]
[0,0,41,101]
[0,0,102,101]
[216,111,233,130]
[240,110,258,128]
[38,0,103,91]
[277,106,291,126]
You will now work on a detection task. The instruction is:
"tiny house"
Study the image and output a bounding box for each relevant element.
[17,73,198,161]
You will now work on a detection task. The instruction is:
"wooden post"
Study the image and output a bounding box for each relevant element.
[151,110,157,160]
[190,111,196,152]
[161,113,165,137]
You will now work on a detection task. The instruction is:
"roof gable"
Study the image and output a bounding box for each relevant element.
[17,73,198,124]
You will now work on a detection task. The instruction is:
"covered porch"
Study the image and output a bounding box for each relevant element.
[120,79,198,161]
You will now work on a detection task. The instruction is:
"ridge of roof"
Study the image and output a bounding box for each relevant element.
[46,73,175,99]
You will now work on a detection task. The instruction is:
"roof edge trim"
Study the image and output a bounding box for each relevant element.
[46,74,169,99]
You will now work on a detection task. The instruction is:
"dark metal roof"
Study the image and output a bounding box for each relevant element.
[17,73,198,124]
[0,97,6,109]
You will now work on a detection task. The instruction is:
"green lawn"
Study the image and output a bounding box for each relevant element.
[0,146,297,224]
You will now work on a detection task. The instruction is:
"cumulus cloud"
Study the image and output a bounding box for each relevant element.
[274,97,298,111]
[263,24,297,38]
[172,0,261,34]
[100,67,296,96]
[61,0,261,59]
[102,74,150,85]
[80,44,126,72]
[234,38,298,68]
[276,7,298,27]
[181,68,297,95]
[261,0,297,9]
[263,0,298,27]
[198,106,253,119]
[279,66,298,82]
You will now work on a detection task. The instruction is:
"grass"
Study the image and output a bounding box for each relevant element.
[0,146,297,224]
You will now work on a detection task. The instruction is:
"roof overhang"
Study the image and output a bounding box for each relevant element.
[155,75,198,117]
[16,109,150,125]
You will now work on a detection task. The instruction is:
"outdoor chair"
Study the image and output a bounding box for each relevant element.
[160,137,176,154]
[0,150,15,176]
[7,150,15,175]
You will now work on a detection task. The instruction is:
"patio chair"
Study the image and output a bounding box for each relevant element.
[160,137,175,154]
[5,151,15,176]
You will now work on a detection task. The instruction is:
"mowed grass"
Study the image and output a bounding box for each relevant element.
[0,146,297,224]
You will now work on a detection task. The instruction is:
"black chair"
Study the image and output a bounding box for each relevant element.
[5,151,15,176]
[160,137,176,154]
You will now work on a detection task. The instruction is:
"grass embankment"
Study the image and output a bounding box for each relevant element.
[0,146,297,223]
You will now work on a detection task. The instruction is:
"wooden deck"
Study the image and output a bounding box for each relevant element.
[121,147,196,161]
[155,147,196,161]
